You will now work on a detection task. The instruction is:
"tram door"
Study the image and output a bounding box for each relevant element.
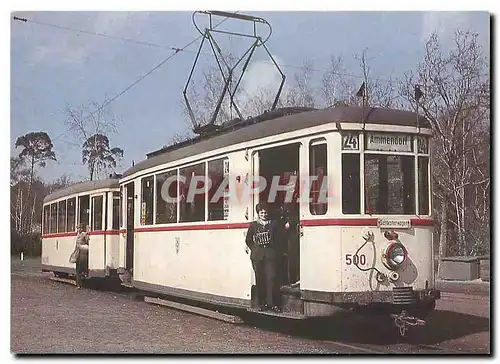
[89,194,106,274]
[254,143,301,287]
[125,182,135,275]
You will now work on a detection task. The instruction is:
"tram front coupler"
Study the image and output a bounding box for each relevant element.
[390,310,426,337]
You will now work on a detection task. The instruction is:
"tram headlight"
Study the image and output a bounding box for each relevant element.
[383,242,407,269]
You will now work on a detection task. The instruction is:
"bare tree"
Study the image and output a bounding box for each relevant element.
[45,174,73,194]
[183,53,247,129]
[354,48,399,108]
[64,98,123,180]
[320,55,345,107]
[400,30,490,268]
[11,157,31,235]
[282,59,317,108]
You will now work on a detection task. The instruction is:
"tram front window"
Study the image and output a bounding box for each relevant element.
[364,155,415,214]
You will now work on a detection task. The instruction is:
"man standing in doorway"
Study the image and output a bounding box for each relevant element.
[245,203,281,312]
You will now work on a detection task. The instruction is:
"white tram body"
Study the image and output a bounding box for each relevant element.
[116,106,440,319]
[41,179,121,278]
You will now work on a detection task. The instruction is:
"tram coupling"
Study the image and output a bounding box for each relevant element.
[390,310,426,337]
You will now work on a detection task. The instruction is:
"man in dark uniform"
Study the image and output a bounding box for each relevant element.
[245,203,281,312]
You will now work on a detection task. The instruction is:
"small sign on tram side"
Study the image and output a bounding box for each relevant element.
[342,132,359,150]
[223,159,230,220]
[417,136,429,154]
[366,132,412,152]
[377,218,412,229]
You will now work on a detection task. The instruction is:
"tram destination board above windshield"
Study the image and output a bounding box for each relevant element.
[366,132,413,152]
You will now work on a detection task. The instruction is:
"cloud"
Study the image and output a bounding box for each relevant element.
[13,12,154,67]
[92,12,153,36]
[420,11,473,43]
[237,56,284,106]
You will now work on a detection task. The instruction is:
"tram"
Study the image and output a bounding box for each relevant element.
[115,105,440,334]
[41,178,121,279]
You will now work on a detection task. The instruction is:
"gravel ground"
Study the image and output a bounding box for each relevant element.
[11,258,490,354]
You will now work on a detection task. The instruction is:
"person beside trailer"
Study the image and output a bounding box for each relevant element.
[69,223,90,289]
[245,203,281,312]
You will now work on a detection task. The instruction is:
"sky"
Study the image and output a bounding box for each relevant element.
[9,7,491,183]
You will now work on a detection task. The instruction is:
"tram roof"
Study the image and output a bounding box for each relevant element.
[43,178,120,204]
[122,106,431,178]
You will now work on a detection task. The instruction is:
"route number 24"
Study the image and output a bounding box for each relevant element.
[345,254,366,266]
[342,133,359,150]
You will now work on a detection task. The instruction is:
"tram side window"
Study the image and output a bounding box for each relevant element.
[119,186,124,228]
[43,205,50,234]
[50,203,58,233]
[156,170,177,224]
[418,157,430,215]
[208,158,228,221]
[365,155,415,214]
[78,195,90,230]
[91,195,103,231]
[141,176,154,225]
[342,154,360,214]
[67,198,76,232]
[57,200,67,233]
[309,142,328,215]
[180,163,206,222]
[112,192,120,230]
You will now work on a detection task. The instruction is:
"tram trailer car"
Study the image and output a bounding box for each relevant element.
[41,179,121,280]
[114,106,440,333]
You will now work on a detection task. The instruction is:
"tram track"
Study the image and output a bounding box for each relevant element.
[14,271,485,354]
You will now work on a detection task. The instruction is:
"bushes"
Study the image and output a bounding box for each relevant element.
[11,231,41,257]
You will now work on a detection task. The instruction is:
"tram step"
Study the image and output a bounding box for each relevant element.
[144,296,244,324]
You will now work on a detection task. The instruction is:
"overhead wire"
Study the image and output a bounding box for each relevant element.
[13,13,238,143]
[9,15,410,86]
[13,13,489,147]
[13,15,488,91]
[13,15,183,52]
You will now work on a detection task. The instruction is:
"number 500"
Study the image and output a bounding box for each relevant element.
[345,254,366,266]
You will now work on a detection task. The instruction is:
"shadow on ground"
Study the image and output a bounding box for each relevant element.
[243,309,490,345]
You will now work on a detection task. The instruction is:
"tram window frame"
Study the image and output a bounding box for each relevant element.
[342,154,361,214]
[208,158,229,221]
[340,132,361,215]
[141,176,154,225]
[50,203,58,233]
[179,162,206,223]
[78,195,90,231]
[67,197,76,232]
[418,156,430,216]
[91,195,104,231]
[119,186,124,229]
[43,205,50,234]
[364,154,415,215]
[155,169,178,224]
[309,140,328,216]
[57,200,67,233]
[112,192,120,230]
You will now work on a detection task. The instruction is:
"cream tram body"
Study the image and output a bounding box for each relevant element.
[41,179,121,278]
[118,106,439,316]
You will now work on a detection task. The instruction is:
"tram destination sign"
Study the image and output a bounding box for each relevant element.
[366,132,412,152]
